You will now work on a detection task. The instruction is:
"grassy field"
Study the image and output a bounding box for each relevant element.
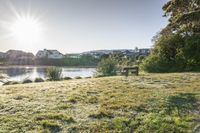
[0,73,200,133]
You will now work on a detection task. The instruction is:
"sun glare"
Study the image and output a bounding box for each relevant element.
[11,16,42,43]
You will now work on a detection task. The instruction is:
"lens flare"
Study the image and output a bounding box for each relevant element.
[11,15,42,43]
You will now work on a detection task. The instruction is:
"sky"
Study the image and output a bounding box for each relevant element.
[0,0,168,54]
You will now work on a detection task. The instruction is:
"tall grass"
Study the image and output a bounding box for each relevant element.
[47,67,62,81]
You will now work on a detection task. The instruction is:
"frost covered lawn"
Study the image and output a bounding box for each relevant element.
[0,73,200,133]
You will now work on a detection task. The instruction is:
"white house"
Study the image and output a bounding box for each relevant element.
[36,49,64,59]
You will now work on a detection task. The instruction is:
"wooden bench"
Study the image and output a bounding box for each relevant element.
[121,66,139,76]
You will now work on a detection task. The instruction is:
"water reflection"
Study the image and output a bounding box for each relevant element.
[0,66,96,81]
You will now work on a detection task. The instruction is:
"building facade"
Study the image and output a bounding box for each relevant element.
[36,49,64,59]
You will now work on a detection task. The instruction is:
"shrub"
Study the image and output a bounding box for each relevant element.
[142,31,200,72]
[93,75,105,78]
[74,76,82,79]
[96,58,117,76]
[141,54,187,73]
[63,77,72,80]
[12,81,20,85]
[85,76,91,79]
[141,55,167,72]
[22,79,32,84]
[34,78,45,82]
[47,67,62,81]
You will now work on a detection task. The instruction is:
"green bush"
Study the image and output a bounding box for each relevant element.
[63,77,72,80]
[141,34,200,72]
[141,55,171,72]
[34,78,45,82]
[141,35,200,72]
[85,76,91,79]
[93,75,105,78]
[74,76,82,79]
[12,81,20,85]
[47,67,62,81]
[22,79,32,84]
[96,58,117,76]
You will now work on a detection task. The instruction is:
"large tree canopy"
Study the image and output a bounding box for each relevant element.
[163,0,200,34]
[142,0,200,72]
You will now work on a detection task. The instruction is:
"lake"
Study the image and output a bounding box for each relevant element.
[0,66,96,82]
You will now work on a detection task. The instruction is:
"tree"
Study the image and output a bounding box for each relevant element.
[96,58,117,76]
[162,0,200,34]
[142,0,200,72]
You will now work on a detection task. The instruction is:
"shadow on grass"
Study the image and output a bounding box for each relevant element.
[127,93,200,133]
[133,93,199,115]
[165,93,199,116]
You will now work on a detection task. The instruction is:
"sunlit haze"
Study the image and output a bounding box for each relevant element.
[11,15,42,43]
[0,0,168,54]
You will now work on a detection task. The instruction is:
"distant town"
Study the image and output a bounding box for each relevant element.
[0,48,150,66]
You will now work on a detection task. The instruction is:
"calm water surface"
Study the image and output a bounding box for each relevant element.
[0,66,96,82]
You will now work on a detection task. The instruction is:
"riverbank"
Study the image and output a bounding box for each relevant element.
[0,73,200,132]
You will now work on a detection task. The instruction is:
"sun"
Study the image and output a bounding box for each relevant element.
[11,15,42,43]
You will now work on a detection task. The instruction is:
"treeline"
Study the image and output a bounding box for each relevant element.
[0,53,143,67]
[0,55,100,66]
[35,55,100,66]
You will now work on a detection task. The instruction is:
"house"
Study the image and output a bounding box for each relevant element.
[36,50,47,58]
[36,49,64,59]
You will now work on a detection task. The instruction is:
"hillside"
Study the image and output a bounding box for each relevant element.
[0,73,200,133]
